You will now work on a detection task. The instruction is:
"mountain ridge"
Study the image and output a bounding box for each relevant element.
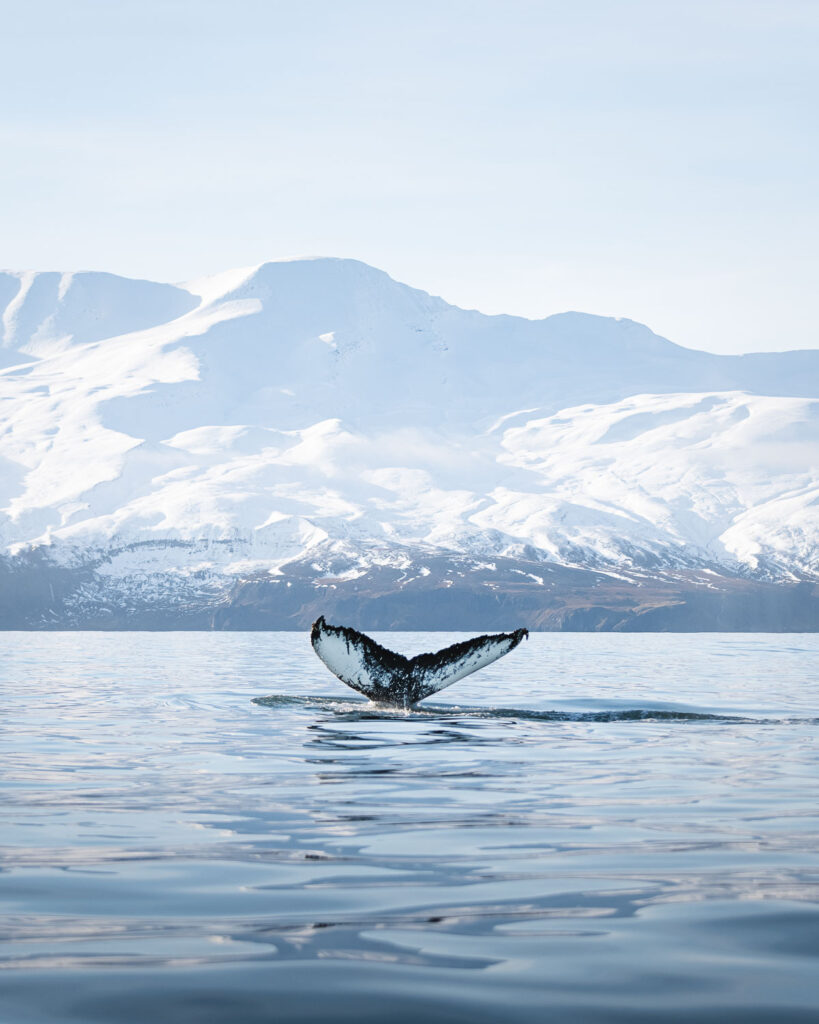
[0,258,816,629]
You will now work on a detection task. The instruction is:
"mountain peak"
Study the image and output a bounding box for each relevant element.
[0,269,197,363]
[0,256,817,628]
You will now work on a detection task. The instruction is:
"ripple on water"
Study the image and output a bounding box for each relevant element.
[0,632,818,1023]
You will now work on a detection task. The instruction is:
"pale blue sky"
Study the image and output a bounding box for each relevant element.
[2,0,817,353]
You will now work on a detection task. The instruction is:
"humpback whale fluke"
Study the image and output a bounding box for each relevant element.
[310,616,528,708]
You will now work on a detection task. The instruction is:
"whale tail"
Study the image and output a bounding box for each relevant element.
[310,616,528,706]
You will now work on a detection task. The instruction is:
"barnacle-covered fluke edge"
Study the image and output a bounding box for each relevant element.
[310,615,528,707]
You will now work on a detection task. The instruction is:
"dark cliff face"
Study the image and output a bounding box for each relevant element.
[2,550,817,631]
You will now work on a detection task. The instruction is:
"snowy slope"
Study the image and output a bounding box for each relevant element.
[0,258,817,626]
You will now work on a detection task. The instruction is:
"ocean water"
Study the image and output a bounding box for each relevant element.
[1,631,818,1024]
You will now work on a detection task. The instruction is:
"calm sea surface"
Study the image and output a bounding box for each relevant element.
[1,632,817,1023]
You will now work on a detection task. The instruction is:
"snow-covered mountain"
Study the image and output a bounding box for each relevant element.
[0,258,817,629]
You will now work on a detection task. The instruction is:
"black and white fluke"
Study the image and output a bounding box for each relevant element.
[310,616,528,708]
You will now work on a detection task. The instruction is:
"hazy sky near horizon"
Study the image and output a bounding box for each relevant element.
[1,0,817,354]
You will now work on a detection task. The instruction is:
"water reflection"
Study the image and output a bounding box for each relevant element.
[1,632,818,1022]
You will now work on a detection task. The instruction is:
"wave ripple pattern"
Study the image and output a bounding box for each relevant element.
[1,632,818,1023]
